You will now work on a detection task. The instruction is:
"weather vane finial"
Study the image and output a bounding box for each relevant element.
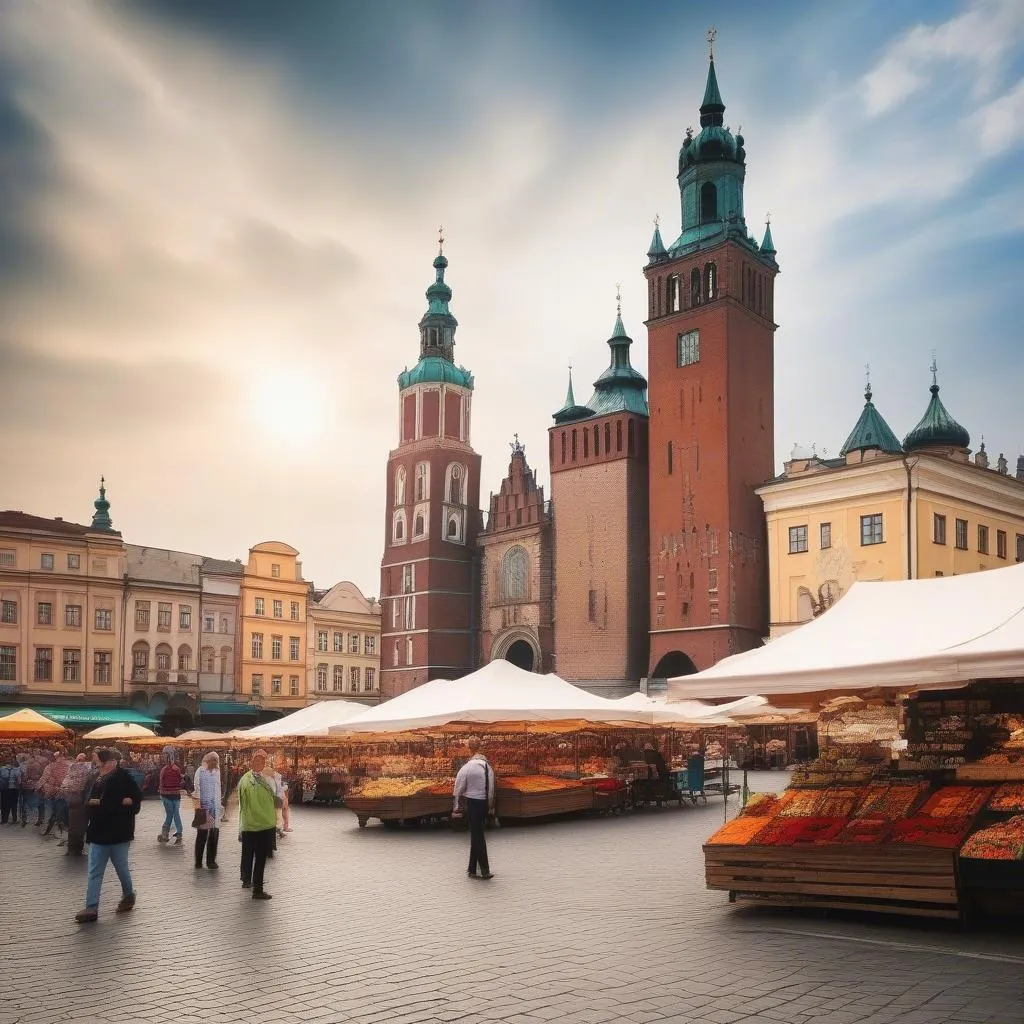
[438,224,444,255]
[615,283,622,317]
[864,363,871,400]
[706,26,717,61]
[654,213,660,229]
[766,211,771,226]
[930,352,938,387]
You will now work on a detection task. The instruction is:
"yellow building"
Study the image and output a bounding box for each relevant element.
[239,541,309,710]
[759,378,1024,638]
[0,483,128,709]
[307,582,382,704]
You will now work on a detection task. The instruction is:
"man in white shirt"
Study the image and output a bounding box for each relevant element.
[453,739,494,880]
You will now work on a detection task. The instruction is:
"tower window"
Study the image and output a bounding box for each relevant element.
[395,466,406,506]
[677,330,700,367]
[690,268,702,307]
[415,462,428,501]
[704,262,717,301]
[667,275,681,313]
[414,512,425,537]
[593,425,600,456]
[700,181,718,223]
[560,431,566,463]
[500,546,529,602]
[583,428,589,459]
[627,419,635,455]
[667,441,673,475]
[571,430,577,461]
[447,463,463,505]
[616,421,622,452]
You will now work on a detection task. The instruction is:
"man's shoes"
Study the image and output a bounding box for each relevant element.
[241,880,251,889]
[252,891,272,900]
[173,834,182,845]
[75,908,98,923]
[115,893,136,914]
[468,870,478,878]
[480,872,495,880]
[207,861,219,869]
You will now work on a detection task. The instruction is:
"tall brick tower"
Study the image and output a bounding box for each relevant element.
[379,243,481,699]
[645,39,779,679]
[549,300,649,695]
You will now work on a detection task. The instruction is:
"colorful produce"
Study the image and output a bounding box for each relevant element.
[741,793,781,817]
[834,817,891,844]
[987,784,1024,813]
[775,790,824,817]
[498,775,585,793]
[961,816,1024,860]
[752,817,817,846]
[919,786,992,819]
[706,816,773,846]
[348,778,439,798]
[885,815,971,849]
[853,783,928,821]
[813,788,864,819]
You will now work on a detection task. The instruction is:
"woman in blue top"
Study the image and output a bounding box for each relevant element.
[192,751,223,870]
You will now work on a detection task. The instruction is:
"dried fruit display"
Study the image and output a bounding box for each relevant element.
[961,816,1024,860]
[834,817,891,844]
[348,778,438,799]
[706,816,773,846]
[885,815,971,849]
[919,786,992,819]
[498,775,585,793]
[853,783,928,821]
[775,790,824,818]
[741,793,781,818]
[752,817,818,846]
[813,788,864,819]
[987,784,1024,812]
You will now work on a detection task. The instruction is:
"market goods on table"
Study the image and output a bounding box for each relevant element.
[706,816,773,846]
[987,784,1024,813]
[740,793,781,817]
[852,782,928,820]
[960,816,1024,861]
[918,786,992,819]
[885,815,973,849]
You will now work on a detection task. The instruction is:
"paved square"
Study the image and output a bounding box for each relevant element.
[2,773,1022,1024]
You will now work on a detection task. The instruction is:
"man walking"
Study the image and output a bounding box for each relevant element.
[237,749,278,901]
[453,738,495,880]
[60,754,96,857]
[0,752,22,824]
[75,749,143,924]
[39,750,69,838]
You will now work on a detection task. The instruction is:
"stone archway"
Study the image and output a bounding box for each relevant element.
[491,628,542,674]
[650,650,698,680]
[504,639,535,672]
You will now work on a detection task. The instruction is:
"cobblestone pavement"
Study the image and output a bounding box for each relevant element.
[1,772,1022,1024]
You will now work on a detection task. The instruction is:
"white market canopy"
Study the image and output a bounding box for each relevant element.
[332,661,653,734]
[613,691,763,726]
[669,561,1024,700]
[243,700,370,738]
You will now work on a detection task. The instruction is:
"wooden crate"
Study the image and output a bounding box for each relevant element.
[345,793,451,827]
[704,843,960,920]
[496,785,595,819]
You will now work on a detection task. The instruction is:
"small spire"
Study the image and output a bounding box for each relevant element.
[700,30,725,126]
[930,355,939,391]
[760,214,776,256]
[565,365,575,408]
[510,433,525,457]
[91,476,114,532]
[706,26,717,61]
[438,224,444,256]
[864,363,872,403]
[647,215,667,259]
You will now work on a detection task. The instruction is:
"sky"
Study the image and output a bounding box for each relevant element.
[2,0,1022,597]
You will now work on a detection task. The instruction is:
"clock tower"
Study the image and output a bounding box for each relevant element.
[645,38,779,679]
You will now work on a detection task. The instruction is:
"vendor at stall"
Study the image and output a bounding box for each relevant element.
[643,742,669,780]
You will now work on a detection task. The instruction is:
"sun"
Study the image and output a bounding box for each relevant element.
[248,367,325,446]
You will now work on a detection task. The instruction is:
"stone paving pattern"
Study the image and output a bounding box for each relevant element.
[1,772,1023,1024]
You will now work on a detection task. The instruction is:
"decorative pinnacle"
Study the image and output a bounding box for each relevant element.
[706,26,717,61]
[510,432,525,456]
[438,224,444,255]
[654,213,660,229]
[766,211,771,226]
[930,354,938,389]
[615,283,622,317]
[864,363,872,402]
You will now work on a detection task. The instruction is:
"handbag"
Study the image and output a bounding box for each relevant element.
[191,807,208,829]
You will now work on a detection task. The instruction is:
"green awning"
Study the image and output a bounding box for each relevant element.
[27,706,159,726]
[200,700,260,717]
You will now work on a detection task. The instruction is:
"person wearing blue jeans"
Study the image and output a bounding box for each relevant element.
[75,748,142,924]
[157,753,184,845]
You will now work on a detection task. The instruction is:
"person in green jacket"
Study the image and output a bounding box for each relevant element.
[237,750,278,900]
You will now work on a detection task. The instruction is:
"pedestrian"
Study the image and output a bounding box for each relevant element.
[262,755,287,848]
[157,750,184,845]
[59,754,96,856]
[0,751,22,824]
[237,749,278,900]
[14,753,31,826]
[192,750,223,870]
[39,750,70,838]
[75,748,142,924]
[21,750,46,827]
[452,738,495,880]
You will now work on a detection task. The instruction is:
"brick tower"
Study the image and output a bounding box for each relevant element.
[645,41,778,679]
[548,300,649,695]
[379,244,481,699]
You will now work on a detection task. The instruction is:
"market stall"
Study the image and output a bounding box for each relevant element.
[690,562,1024,921]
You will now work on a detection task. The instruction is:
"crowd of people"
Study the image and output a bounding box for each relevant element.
[1,743,294,922]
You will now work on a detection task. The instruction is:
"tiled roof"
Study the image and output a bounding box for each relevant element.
[0,510,120,537]
[201,556,245,576]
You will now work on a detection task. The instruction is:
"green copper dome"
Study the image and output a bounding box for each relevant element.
[399,356,473,391]
[840,387,902,457]
[583,310,649,419]
[679,58,744,172]
[552,369,593,424]
[90,476,114,532]
[903,374,970,451]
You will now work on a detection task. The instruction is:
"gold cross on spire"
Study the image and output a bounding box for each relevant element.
[438,224,444,255]
[706,26,717,60]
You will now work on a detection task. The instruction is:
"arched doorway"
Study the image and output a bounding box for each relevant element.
[651,650,698,679]
[504,639,535,672]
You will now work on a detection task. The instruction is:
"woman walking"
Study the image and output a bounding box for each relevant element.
[157,750,184,845]
[192,751,223,869]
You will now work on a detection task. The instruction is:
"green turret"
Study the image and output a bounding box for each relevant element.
[90,477,114,532]
[903,365,970,451]
[840,386,902,457]
[584,301,649,418]
[552,368,593,424]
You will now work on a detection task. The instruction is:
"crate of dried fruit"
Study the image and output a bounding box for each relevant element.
[495,776,595,819]
[344,778,454,828]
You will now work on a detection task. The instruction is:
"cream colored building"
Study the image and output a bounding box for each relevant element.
[308,582,381,704]
[0,485,127,705]
[760,379,1024,638]
[239,541,309,710]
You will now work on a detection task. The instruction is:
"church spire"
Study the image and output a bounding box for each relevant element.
[90,476,114,532]
[553,366,592,424]
[760,215,776,258]
[699,28,725,128]
[647,215,667,261]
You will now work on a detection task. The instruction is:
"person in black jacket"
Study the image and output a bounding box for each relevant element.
[75,749,143,924]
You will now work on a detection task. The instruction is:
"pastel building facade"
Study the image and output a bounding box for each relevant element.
[307,582,382,703]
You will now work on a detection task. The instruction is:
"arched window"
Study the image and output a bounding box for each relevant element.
[560,431,566,463]
[448,464,463,505]
[583,428,589,459]
[571,430,577,461]
[414,512,425,537]
[700,181,718,223]
[447,517,459,538]
[500,545,529,601]
[155,643,172,683]
[202,646,215,673]
[316,663,328,690]
[668,275,681,313]
[177,644,191,682]
[704,262,717,301]
[604,423,611,453]
[395,466,406,506]
[406,637,413,665]
[333,665,343,691]
[393,640,399,667]
[690,267,702,306]
[667,441,673,474]
[593,425,600,456]
[616,421,623,452]
[414,462,428,501]
[392,510,406,543]
[131,641,149,681]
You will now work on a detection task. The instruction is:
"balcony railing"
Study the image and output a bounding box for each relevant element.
[128,668,200,690]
